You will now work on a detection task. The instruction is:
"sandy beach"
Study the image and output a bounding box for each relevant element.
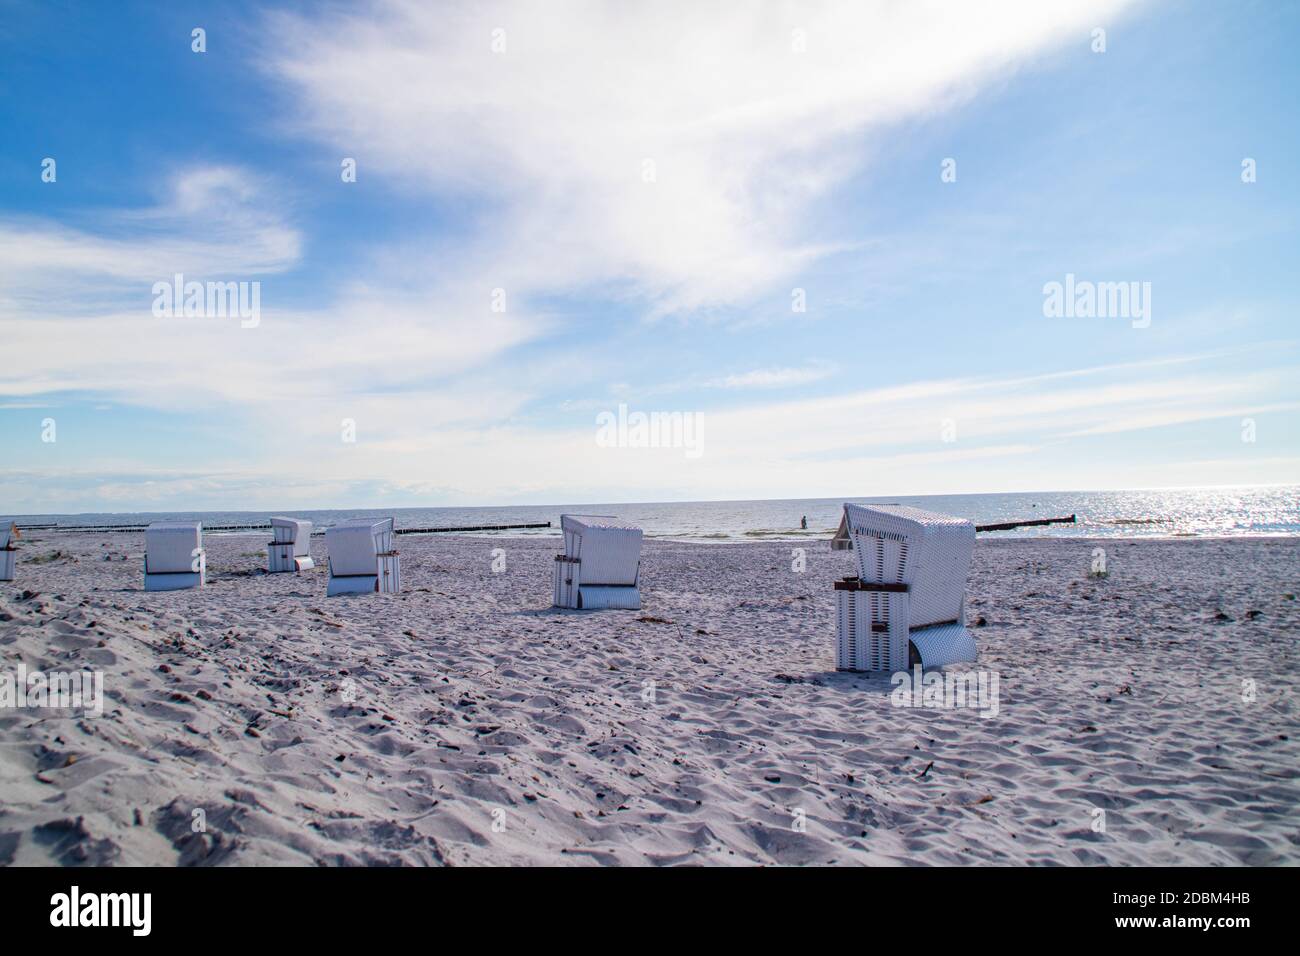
[1,531,1296,866]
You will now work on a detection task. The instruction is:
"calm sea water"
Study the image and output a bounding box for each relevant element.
[8,486,1298,540]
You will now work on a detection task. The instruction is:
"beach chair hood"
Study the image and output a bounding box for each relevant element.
[145,522,204,573]
[843,503,974,629]
[270,516,312,557]
[560,515,642,586]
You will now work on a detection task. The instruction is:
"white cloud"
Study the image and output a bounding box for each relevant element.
[265,0,1139,315]
[3,2,1142,419]
[0,167,299,297]
[0,162,546,414]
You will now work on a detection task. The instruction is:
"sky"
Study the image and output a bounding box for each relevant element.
[1,0,1297,514]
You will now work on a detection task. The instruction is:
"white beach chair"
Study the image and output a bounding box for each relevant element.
[553,514,643,610]
[267,516,314,573]
[326,517,400,596]
[0,523,18,582]
[834,503,977,672]
[144,521,205,591]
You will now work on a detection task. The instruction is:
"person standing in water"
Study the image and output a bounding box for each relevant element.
[800,515,808,530]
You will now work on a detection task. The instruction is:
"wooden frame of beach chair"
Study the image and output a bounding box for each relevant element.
[144,521,206,591]
[326,517,400,596]
[0,523,18,582]
[834,503,977,672]
[268,516,314,573]
[553,514,642,610]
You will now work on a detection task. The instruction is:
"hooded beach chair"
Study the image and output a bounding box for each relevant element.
[268,516,314,573]
[834,503,976,672]
[553,514,642,610]
[0,523,18,582]
[326,517,400,595]
[144,521,205,591]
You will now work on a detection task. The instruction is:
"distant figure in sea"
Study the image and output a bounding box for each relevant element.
[800,515,808,530]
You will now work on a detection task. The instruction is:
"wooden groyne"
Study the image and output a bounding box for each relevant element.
[33,521,552,535]
[395,522,551,535]
[43,523,267,533]
[975,514,1076,533]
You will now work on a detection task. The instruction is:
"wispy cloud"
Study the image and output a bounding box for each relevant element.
[264,0,1138,316]
[0,167,299,298]
[0,161,545,411]
[706,363,835,389]
[6,347,1294,509]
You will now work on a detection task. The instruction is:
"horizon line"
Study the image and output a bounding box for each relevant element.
[5,481,1296,520]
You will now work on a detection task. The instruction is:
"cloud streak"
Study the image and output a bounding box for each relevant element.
[707,363,835,389]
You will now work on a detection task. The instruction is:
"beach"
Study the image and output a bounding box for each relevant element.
[1,531,1296,866]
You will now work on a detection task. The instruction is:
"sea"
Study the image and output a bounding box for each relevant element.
[7,486,1298,541]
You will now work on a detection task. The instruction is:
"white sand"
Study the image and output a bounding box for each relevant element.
[1,531,1296,866]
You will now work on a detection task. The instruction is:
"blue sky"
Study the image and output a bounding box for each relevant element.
[1,0,1297,513]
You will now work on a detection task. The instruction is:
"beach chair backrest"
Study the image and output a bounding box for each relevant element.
[146,522,203,573]
[327,518,395,575]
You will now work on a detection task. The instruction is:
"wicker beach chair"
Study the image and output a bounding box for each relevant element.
[268,516,314,573]
[326,517,400,595]
[834,503,977,672]
[0,522,18,582]
[553,514,642,609]
[144,521,206,591]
